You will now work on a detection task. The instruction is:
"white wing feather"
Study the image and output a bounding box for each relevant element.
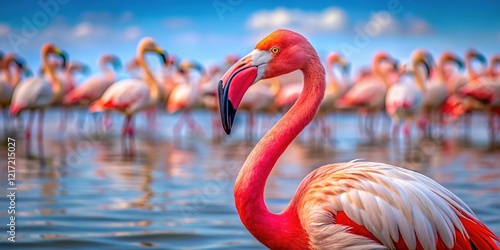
[298,161,474,250]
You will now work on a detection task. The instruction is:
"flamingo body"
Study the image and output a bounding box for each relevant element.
[90,78,152,115]
[386,80,423,121]
[10,77,54,115]
[217,29,499,249]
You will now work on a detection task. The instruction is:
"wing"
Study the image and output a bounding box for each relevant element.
[12,77,53,109]
[99,78,151,112]
[297,161,493,250]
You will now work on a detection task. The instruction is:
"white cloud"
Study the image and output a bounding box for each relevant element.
[165,17,192,29]
[73,22,92,37]
[0,23,10,36]
[122,26,142,40]
[246,7,347,35]
[357,12,432,37]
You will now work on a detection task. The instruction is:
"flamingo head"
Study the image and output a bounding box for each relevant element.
[327,52,349,74]
[179,60,205,75]
[411,49,433,79]
[372,51,398,73]
[218,29,317,134]
[13,57,32,77]
[489,54,500,76]
[101,54,122,71]
[465,49,486,65]
[439,51,464,70]
[137,37,168,66]
[42,43,68,69]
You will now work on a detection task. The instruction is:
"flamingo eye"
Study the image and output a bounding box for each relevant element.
[270,47,280,54]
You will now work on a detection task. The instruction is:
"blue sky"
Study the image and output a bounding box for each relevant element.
[1,0,499,74]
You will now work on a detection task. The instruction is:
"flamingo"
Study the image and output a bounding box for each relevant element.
[1,53,29,134]
[458,49,488,139]
[315,52,349,139]
[386,49,431,144]
[65,54,121,130]
[64,54,121,105]
[10,43,68,160]
[339,52,398,139]
[89,37,167,149]
[421,52,463,136]
[217,29,499,249]
[460,54,500,143]
[58,61,90,130]
[166,60,206,138]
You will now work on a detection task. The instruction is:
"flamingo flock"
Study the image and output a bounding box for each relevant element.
[1,29,499,249]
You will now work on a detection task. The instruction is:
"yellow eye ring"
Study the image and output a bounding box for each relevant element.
[270,47,280,54]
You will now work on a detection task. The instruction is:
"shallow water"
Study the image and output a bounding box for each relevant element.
[0,109,499,249]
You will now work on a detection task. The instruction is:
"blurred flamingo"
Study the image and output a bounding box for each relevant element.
[315,52,349,139]
[58,61,90,130]
[339,51,398,139]
[1,53,30,134]
[166,60,206,138]
[460,54,500,143]
[10,43,68,160]
[65,54,121,130]
[217,29,500,249]
[386,49,431,144]
[421,51,463,136]
[90,37,167,151]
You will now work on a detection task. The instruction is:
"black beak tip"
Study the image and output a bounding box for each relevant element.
[60,51,68,68]
[218,80,237,135]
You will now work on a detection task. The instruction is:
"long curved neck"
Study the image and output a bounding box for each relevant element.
[326,61,340,93]
[138,51,160,101]
[99,58,114,77]
[412,60,426,91]
[436,57,450,83]
[234,56,325,249]
[42,53,63,102]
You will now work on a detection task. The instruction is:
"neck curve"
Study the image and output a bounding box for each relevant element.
[99,57,115,77]
[234,55,325,249]
[42,51,63,103]
[138,51,160,102]
[412,60,426,91]
[326,60,341,93]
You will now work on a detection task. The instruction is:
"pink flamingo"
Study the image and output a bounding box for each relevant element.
[386,49,431,144]
[65,54,121,105]
[460,54,500,143]
[65,54,121,130]
[89,37,167,151]
[10,43,67,160]
[58,61,90,130]
[339,52,398,139]
[458,49,488,139]
[166,60,206,138]
[0,53,30,134]
[421,52,463,136]
[217,29,499,249]
[315,52,350,139]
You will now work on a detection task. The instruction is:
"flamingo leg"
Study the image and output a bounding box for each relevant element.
[25,110,35,159]
[173,113,185,139]
[37,109,46,166]
[185,111,204,135]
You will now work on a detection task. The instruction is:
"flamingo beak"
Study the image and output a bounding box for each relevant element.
[157,49,168,65]
[58,50,68,69]
[455,58,464,70]
[218,56,258,134]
